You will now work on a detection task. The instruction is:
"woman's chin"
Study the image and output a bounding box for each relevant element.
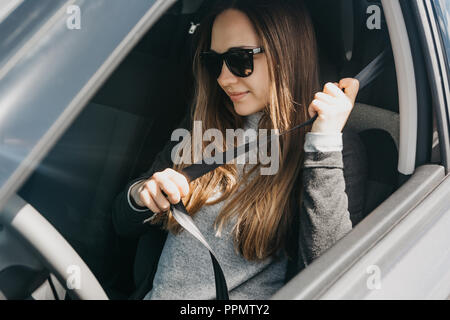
[234,107,250,116]
[233,103,262,117]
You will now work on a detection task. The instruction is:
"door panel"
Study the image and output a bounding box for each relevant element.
[273,165,446,299]
[321,168,450,299]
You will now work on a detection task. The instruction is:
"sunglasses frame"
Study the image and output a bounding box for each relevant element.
[200,47,265,79]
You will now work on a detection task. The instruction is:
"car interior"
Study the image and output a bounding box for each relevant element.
[16,0,401,299]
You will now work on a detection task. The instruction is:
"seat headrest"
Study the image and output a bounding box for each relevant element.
[181,0,205,14]
[306,0,355,65]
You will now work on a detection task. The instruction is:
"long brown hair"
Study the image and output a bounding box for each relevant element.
[164,0,320,261]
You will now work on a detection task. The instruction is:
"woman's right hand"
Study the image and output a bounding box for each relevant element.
[131,168,190,213]
[308,79,359,134]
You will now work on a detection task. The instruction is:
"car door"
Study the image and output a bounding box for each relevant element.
[273,0,450,300]
[1,0,448,301]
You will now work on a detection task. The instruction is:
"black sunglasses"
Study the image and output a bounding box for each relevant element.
[200,47,265,79]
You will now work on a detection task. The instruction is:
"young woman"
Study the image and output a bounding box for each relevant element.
[113,0,366,300]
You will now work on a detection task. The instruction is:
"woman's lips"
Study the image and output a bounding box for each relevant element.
[228,91,249,102]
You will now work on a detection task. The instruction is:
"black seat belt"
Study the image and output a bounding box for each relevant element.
[167,48,392,300]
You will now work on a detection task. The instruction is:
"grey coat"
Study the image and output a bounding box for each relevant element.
[112,115,368,299]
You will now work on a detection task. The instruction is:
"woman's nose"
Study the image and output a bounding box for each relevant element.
[217,61,238,86]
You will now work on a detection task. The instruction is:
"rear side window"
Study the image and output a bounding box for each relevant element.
[433,0,450,69]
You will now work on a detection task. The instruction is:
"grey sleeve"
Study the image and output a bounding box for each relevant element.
[298,151,352,266]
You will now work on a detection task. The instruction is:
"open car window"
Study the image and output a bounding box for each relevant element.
[12,0,400,299]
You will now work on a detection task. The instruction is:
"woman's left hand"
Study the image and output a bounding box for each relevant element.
[308,78,360,134]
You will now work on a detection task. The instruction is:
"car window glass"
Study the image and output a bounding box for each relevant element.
[433,0,450,68]
[0,0,23,24]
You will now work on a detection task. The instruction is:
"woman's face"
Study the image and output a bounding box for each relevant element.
[211,9,270,116]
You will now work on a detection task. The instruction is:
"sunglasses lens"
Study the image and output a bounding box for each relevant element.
[201,53,223,79]
[227,51,253,77]
[201,50,255,78]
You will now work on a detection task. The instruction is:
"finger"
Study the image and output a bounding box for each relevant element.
[146,179,171,211]
[333,83,344,94]
[314,92,335,105]
[308,103,318,118]
[152,172,182,204]
[310,98,329,110]
[323,82,346,99]
[139,188,161,213]
[308,99,330,118]
[339,78,360,104]
[167,170,190,198]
